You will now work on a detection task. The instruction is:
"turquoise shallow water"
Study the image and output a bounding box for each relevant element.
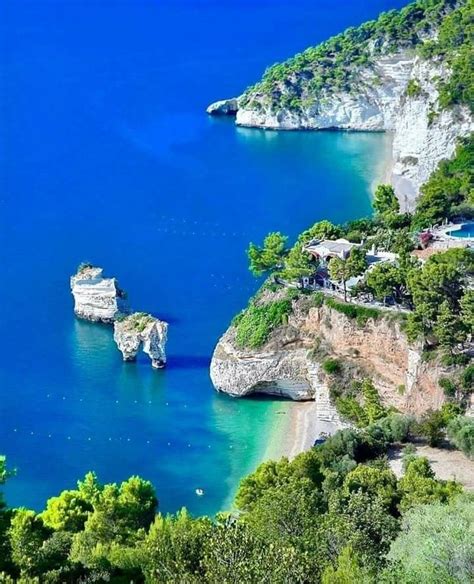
[0,0,403,515]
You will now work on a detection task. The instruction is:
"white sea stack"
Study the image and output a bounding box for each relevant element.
[70,264,129,323]
[113,312,168,369]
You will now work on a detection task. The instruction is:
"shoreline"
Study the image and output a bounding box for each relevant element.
[264,400,343,462]
[370,130,394,195]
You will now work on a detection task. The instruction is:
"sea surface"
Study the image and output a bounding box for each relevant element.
[0,0,406,516]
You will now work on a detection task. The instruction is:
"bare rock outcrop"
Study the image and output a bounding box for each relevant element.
[113,313,168,369]
[70,265,128,323]
[206,98,239,116]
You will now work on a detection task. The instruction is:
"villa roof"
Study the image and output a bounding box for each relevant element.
[305,239,357,257]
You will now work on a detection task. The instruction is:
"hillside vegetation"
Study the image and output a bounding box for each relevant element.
[1,413,473,582]
[240,0,472,114]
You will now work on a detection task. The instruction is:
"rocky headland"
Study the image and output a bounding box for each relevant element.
[70,264,129,323]
[114,313,168,369]
[211,290,454,420]
[208,1,474,210]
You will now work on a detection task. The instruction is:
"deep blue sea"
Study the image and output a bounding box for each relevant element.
[0,0,407,516]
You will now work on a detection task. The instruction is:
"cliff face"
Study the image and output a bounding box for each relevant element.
[70,266,129,323]
[208,0,473,210]
[210,298,448,417]
[232,53,473,210]
[113,313,168,369]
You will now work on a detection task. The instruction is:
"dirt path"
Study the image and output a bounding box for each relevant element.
[389,444,474,490]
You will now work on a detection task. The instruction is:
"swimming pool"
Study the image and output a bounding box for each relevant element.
[448,222,474,238]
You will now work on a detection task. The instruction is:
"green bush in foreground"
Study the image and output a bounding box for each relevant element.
[385,496,474,582]
[0,411,470,583]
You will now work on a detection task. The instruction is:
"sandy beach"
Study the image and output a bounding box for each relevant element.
[371,131,394,194]
[265,400,344,462]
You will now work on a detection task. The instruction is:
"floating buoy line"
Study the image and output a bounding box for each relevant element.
[153,217,241,239]
[43,392,183,408]
[5,426,247,452]
[152,214,251,240]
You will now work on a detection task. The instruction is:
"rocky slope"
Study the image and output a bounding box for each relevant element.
[70,265,129,323]
[207,1,474,210]
[114,313,168,369]
[209,54,473,211]
[210,295,449,417]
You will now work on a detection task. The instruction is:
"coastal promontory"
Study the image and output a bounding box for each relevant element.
[210,289,451,418]
[207,0,474,210]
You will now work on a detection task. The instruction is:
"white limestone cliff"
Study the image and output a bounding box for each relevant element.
[70,265,129,323]
[211,329,314,400]
[211,52,473,210]
[113,313,168,369]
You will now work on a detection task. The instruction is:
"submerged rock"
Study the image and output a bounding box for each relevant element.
[70,264,129,323]
[206,98,239,116]
[113,312,168,369]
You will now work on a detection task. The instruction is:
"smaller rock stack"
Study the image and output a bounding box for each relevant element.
[114,313,168,369]
[70,264,168,368]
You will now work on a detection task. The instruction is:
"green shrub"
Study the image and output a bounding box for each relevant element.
[439,377,457,397]
[322,358,341,375]
[418,403,463,446]
[441,353,470,367]
[447,416,474,458]
[234,300,293,349]
[335,396,369,427]
[311,291,325,307]
[345,230,365,243]
[325,298,380,326]
[123,312,155,333]
[405,78,422,97]
[285,288,301,301]
[77,261,93,273]
[360,379,386,424]
[379,414,414,443]
[461,365,474,391]
[386,497,474,582]
[421,348,438,362]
